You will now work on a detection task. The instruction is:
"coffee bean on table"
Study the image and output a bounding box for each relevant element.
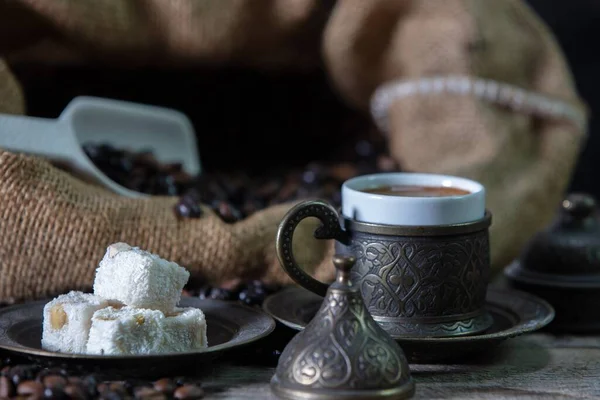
[42,375,67,389]
[208,287,235,301]
[134,386,167,400]
[17,380,44,399]
[153,378,175,394]
[196,285,212,300]
[173,384,204,400]
[64,384,87,400]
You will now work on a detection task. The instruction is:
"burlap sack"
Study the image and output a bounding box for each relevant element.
[0,0,588,303]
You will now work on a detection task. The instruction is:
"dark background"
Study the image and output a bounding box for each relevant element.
[526,0,600,199]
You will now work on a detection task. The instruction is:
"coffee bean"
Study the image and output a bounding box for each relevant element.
[105,381,127,394]
[173,384,204,400]
[208,287,235,301]
[42,375,67,389]
[152,378,175,394]
[238,281,269,306]
[64,384,87,400]
[0,376,14,397]
[196,285,213,300]
[212,201,242,223]
[174,198,203,219]
[135,387,167,400]
[17,380,44,399]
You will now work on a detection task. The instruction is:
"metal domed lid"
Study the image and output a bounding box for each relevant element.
[507,192,600,287]
[270,255,415,400]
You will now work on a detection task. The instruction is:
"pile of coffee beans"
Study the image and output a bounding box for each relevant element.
[0,359,205,400]
[82,137,400,223]
[82,144,193,196]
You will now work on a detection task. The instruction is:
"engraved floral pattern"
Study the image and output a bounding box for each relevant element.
[276,291,411,390]
[346,232,490,319]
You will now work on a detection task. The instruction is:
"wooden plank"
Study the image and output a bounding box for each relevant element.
[203,334,600,400]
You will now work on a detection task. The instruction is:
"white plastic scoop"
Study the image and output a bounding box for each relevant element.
[0,96,201,198]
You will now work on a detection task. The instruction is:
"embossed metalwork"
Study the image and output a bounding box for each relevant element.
[271,255,415,400]
[339,230,493,337]
[505,192,600,332]
[263,286,555,363]
[276,200,350,297]
[275,199,493,338]
[516,193,600,276]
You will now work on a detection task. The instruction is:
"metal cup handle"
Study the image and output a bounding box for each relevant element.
[276,199,350,297]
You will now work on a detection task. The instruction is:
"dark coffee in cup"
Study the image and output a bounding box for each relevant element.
[361,185,470,197]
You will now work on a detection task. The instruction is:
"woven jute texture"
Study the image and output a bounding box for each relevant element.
[0,0,588,303]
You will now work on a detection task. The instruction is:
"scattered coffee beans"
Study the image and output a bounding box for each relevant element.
[0,359,206,400]
[82,137,400,224]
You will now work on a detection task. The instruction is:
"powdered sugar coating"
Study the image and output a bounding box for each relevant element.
[41,291,115,354]
[93,244,190,313]
[86,306,207,355]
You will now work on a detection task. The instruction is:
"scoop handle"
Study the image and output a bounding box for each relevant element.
[0,115,75,161]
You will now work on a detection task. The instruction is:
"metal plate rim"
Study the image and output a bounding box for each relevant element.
[262,286,555,344]
[0,297,276,361]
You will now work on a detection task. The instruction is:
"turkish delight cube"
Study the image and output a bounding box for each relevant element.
[93,243,190,312]
[41,291,115,354]
[86,306,207,355]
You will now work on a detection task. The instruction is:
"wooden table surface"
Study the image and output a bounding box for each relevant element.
[203,333,600,399]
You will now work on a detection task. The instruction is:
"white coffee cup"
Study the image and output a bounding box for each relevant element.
[341,172,485,226]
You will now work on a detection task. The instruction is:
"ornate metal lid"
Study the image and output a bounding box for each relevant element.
[270,255,415,400]
[508,193,600,287]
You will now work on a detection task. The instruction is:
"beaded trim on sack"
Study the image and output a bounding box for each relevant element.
[370,75,588,134]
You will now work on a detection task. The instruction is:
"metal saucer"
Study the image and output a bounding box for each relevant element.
[263,287,554,363]
[0,297,275,378]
